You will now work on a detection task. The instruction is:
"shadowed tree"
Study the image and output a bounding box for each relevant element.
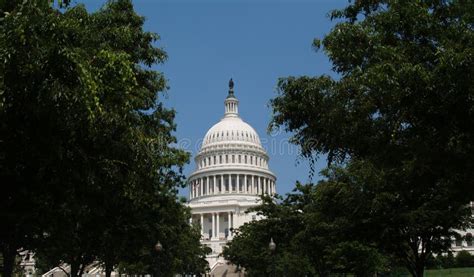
[0,1,208,276]
[224,166,387,277]
[269,1,474,276]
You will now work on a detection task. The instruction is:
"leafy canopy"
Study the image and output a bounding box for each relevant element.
[0,1,208,276]
[270,0,473,276]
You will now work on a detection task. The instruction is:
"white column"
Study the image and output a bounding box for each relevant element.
[251,176,255,194]
[212,213,216,239]
[213,175,217,195]
[252,176,255,194]
[244,175,248,194]
[255,176,258,194]
[254,176,257,194]
[200,178,203,196]
[221,175,224,193]
[258,176,261,194]
[237,174,240,192]
[216,213,220,239]
[200,214,204,236]
[194,180,197,197]
[228,212,232,238]
[196,180,199,197]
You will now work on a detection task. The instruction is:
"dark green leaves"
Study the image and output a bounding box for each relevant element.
[0,1,206,276]
[270,0,474,276]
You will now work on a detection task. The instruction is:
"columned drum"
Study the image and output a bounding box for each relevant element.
[187,79,277,270]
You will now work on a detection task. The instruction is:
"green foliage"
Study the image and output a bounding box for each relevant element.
[426,251,474,270]
[224,165,388,277]
[223,195,314,276]
[114,206,210,277]
[270,1,474,276]
[425,254,442,270]
[455,251,474,268]
[440,253,456,269]
[0,1,208,276]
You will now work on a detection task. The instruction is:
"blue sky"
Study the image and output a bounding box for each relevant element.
[79,0,348,197]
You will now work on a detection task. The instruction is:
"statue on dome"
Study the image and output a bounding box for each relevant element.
[229,78,234,90]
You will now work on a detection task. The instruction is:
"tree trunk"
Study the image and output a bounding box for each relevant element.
[1,245,16,277]
[70,261,79,277]
[415,266,424,277]
[406,257,425,277]
[414,257,425,277]
[105,261,113,277]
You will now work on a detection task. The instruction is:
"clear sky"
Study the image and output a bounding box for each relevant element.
[79,0,348,197]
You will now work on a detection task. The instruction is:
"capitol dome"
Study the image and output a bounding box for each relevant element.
[202,116,262,149]
[188,79,276,270]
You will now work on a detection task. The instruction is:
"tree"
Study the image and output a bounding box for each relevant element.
[270,1,473,276]
[113,201,210,277]
[223,195,312,276]
[439,252,456,269]
[0,1,207,276]
[224,165,387,277]
[455,250,474,268]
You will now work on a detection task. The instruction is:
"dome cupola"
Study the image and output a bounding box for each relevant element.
[224,78,238,116]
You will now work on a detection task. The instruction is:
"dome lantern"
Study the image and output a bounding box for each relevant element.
[225,78,239,117]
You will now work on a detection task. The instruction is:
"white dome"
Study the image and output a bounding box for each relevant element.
[202,116,262,149]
